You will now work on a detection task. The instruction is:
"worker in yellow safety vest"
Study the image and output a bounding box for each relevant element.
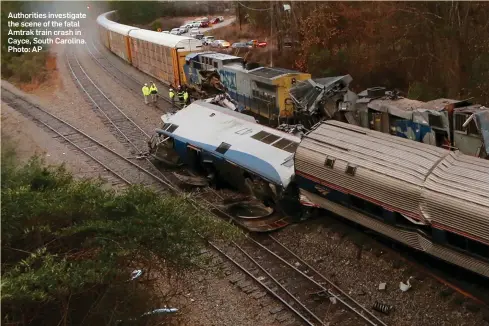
[177,86,185,107]
[183,90,189,106]
[150,82,158,103]
[142,83,150,104]
[169,88,175,105]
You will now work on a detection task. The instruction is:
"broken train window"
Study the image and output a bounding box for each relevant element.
[216,142,231,154]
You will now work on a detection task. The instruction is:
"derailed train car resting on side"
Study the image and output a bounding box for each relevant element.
[148,101,301,231]
[295,120,489,278]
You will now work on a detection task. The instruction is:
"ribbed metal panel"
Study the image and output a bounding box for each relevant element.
[295,121,449,220]
[421,151,489,242]
[302,190,489,278]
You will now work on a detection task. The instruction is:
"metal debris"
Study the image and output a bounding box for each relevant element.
[400,277,413,292]
[378,282,386,291]
[329,296,337,304]
[372,301,392,315]
[130,269,143,281]
[142,307,178,316]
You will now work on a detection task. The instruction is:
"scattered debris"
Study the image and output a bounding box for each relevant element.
[130,269,143,281]
[378,282,387,291]
[400,277,413,292]
[294,262,301,267]
[372,301,393,315]
[257,276,266,282]
[142,307,178,316]
[329,296,337,304]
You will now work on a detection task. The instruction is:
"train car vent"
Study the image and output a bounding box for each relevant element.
[167,124,179,133]
[325,157,335,169]
[345,164,357,176]
[216,142,231,154]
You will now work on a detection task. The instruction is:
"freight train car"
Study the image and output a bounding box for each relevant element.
[184,52,311,124]
[96,11,203,88]
[295,120,489,278]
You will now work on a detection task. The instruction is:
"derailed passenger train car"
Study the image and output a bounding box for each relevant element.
[295,120,489,278]
[148,101,301,214]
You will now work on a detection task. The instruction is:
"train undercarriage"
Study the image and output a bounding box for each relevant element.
[147,134,301,232]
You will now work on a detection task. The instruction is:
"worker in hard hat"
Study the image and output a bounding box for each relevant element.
[150,82,158,103]
[142,83,150,105]
[169,88,175,105]
[177,86,185,107]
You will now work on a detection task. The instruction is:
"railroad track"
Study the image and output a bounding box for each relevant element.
[210,235,387,326]
[1,88,170,192]
[3,88,385,325]
[85,40,179,110]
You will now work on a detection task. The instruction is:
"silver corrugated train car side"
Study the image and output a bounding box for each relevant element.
[295,120,489,278]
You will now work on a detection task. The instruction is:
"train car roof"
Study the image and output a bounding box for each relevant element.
[295,120,450,221]
[157,101,300,187]
[249,67,304,80]
[421,151,489,242]
[128,29,203,51]
[97,11,140,35]
[302,120,449,183]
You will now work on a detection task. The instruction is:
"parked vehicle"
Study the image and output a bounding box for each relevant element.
[162,30,169,34]
[217,16,224,22]
[195,34,205,40]
[192,21,201,28]
[200,21,209,28]
[211,40,231,48]
[210,17,220,24]
[179,25,189,33]
[189,30,200,38]
[247,40,267,48]
[171,28,182,35]
[202,36,215,45]
[232,42,250,48]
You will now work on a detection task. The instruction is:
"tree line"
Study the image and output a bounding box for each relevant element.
[238,1,489,104]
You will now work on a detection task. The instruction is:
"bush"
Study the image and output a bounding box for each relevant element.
[1,142,240,325]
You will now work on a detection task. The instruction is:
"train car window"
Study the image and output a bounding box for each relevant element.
[251,130,270,141]
[325,157,335,169]
[454,114,467,132]
[193,62,202,70]
[428,114,444,129]
[467,119,479,135]
[213,62,218,68]
[345,164,357,176]
[467,238,489,259]
[282,141,299,153]
[446,231,467,251]
[216,142,231,154]
[167,124,179,133]
[271,138,290,149]
[162,123,171,130]
[260,134,280,144]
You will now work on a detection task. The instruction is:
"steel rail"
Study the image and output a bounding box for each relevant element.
[249,236,386,326]
[208,241,316,326]
[87,39,181,109]
[233,241,326,325]
[66,47,247,220]
[4,89,333,326]
[1,88,171,188]
[268,235,387,325]
[65,50,149,156]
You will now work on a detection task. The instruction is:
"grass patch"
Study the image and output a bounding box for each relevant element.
[1,140,241,325]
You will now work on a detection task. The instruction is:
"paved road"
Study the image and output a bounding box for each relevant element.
[180,17,236,37]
